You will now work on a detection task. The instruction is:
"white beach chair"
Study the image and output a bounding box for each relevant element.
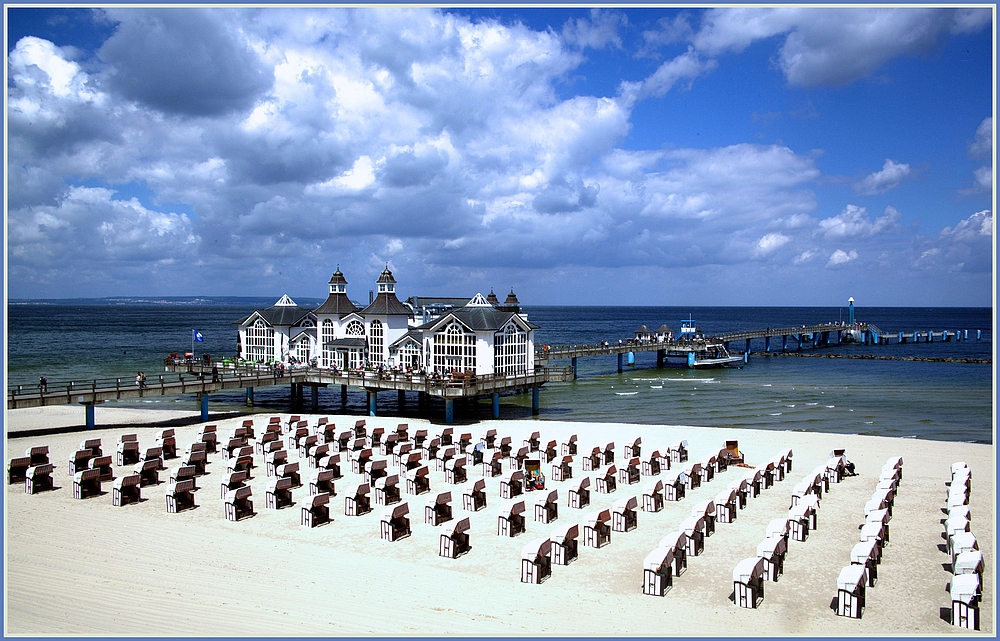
[643,546,674,596]
[582,509,611,548]
[733,557,766,608]
[439,516,471,559]
[642,479,664,513]
[756,536,786,581]
[951,573,981,630]
[851,539,880,587]
[715,489,738,523]
[766,518,790,548]
[549,523,579,566]
[728,477,748,509]
[691,500,716,537]
[680,516,705,556]
[380,502,411,542]
[658,531,688,576]
[521,538,552,584]
[835,564,866,618]
[612,496,638,533]
[662,470,686,502]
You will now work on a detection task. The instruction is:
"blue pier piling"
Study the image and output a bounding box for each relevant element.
[200,393,209,421]
[765,336,771,352]
[687,352,696,368]
[964,329,969,340]
[398,390,405,408]
[572,357,578,379]
[368,391,377,417]
[532,387,540,415]
[445,399,454,424]
[898,332,904,344]
[341,385,348,405]
[312,386,319,412]
[85,403,96,430]
[745,338,751,353]
[657,349,665,368]
[627,352,635,366]
[928,330,934,342]
[782,335,788,351]
[977,329,982,340]
[617,353,624,374]
[246,386,254,405]
[492,392,500,419]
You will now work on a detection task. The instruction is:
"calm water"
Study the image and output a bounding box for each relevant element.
[4,302,994,443]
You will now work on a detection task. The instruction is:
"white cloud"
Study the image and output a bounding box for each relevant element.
[818,204,901,239]
[793,249,818,264]
[562,9,627,50]
[753,232,791,257]
[973,166,992,192]
[969,117,992,158]
[635,48,717,99]
[827,249,858,266]
[854,159,911,195]
[914,210,992,273]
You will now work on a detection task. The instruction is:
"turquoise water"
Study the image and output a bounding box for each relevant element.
[4,302,993,443]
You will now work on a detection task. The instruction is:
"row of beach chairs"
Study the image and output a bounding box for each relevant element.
[945,462,981,630]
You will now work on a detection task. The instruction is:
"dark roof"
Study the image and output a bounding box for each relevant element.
[635,325,653,335]
[239,305,314,327]
[362,292,412,316]
[504,290,520,305]
[324,338,367,348]
[656,324,673,334]
[390,330,423,349]
[418,307,539,333]
[376,266,396,284]
[328,269,348,285]
[486,290,500,305]
[314,292,361,317]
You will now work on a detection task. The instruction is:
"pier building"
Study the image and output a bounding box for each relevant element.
[237,267,538,378]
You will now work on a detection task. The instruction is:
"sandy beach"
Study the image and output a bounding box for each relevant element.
[4,406,993,636]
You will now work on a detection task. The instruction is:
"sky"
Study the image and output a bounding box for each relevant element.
[4,6,995,306]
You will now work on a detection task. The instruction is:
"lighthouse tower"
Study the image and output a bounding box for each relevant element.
[848,297,855,325]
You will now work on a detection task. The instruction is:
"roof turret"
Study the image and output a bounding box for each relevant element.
[486,289,500,306]
[315,266,361,317]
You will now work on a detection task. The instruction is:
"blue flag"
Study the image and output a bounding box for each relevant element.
[193,330,204,342]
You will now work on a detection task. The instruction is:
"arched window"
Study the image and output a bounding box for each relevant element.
[321,319,335,367]
[245,319,275,362]
[433,321,476,372]
[346,320,365,336]
[299,318,315,328]
[369,319,384,366]
[494,321,527,375]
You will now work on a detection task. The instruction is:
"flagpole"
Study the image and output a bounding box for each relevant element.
[192,330,195,361]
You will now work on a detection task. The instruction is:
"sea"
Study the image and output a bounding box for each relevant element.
[4,300,994,444]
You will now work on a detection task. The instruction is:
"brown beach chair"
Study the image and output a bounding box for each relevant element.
[643,546,674,596]
[8,457,31,484]
[364,459,388,485]
[380,502,410,542]
[89,455,114,482]
[26,445,50,466]
[134,458,161,486]
[265,449,288,477]
[344,483,372,516]
[81,438,103,458]
[462,478,487,512]
[568,476,591,509]
[309,469,336,497]
[582,509,611,548]
[301,492,330,527]
[155,430,177,460]
[523,431,541,453]
[734,557,767,609]
[25,463,55,494]
[497,500,526,537]
[374,474,401,506]
[642,479,664,513]
[200,425,218,453]
[68,449,94,475]
[534,489,559,524]
[482,451,503,478]
[265,477,294,509]
[182,450,208,476]
[222,470,248,499]
[642,451,661,477]
[619,458,640,485]
[624,437,641,460]
[224,485,255,521]
[520,538,552,584]
[318,454,343,479]
[552,455,573,482]
[112,473,141,506]
[439,517,471,558]
[445,456,467,484]
[595,465,617,494]
[549,523,579,565]
[277,462,301,488]
[612,496,638,532]
[424,491,453,526]
[500,469,525,500]
[117,438,140,466]
[560,434,578,457]
[165,478,197,512]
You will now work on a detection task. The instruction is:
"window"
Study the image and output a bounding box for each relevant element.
[494,322,527,375]
[394,339,422,369]
[245,319,274,362]
[321,319,335,367]
[433,321,476,372]
[295,338,311,363]
[369,319,384,366]
[346,320,365,336]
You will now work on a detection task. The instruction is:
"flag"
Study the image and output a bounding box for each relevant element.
[193,330,204,342]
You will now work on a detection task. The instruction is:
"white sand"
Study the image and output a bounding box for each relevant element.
[4,407,993,635]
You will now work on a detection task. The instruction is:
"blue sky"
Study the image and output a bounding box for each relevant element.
[5,6,994,306]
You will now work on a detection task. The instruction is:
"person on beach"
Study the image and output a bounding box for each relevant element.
[38,376,47,393]
[211,364,219,383]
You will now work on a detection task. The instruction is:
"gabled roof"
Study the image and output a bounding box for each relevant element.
[635,325,653,335]
[362,292,413,316]
[314,292,361,317]
[389,330,423,349]
[290,327,316,342]
[656,324,673,334]
[418,306,538,333]
[239,304,315,328]
[324,338,367,349]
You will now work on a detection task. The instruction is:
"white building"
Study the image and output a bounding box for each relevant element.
[237,267,537,376]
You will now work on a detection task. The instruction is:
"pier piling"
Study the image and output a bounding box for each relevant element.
[84,403,96,430]
[246,386,254,405]
[445,399,454,424]
[199,393,209,421]
[617,353,623,374]
[312,386,319,412]
[532,387,540,415]
[368,391,377,417]
[492,392,500,419]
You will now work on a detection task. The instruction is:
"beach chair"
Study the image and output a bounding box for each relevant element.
[600,442,615,466]
[23,445,49,467]
[366,426,384,449]
[643,547,674,596]
[228,455,254,478]
[622,436,640,460]
[659,532,688,576]
[523,431,541,453]
[745,468,763,498]
[521,538,552,584]
[582,509,611,548]
[225,485,255,521]
[134,458,161,487]
[155,430,177,460]
[111,473,141,506]
[697,454,715,484]
[663,471,686,502]
[317,422,338,446]
[277,462,302,488]
[766,517,790,548]
[170,465,197,487]
[165,478,197,512]
[424,491,453,526]
[561,434,578,457]
[641,451,661,477]
[187,441,207,455]
[8,457,31,484]
[551,455,573,482]
[642,479,664,513]
[714,447,729,473]
[498,436,513,458]
[950,532,979,579]
[810,465,828,495]
[117,438,140,466]
[733,557,766,608]
[221,470,249,499]
[550,523,579,565]
[859,521,885,550]
[317,453,343,479]
[500,469,525,500]
[788,503,812,542]
[436,426,451,446]
[825,455,846,484]
[223,438,246,461]
[440,517,472,559]
[392,442,414,468]
[619,458,640,485]
[654,449,671,473]
[534,489,559,524]
[680,517,705,556]
[300,492,330,527]
[761,461,776,489]
[498,500,526,537]
[835,564,866,619]
[198,425,219,454]
[481,429,497,450]
[444,457,467,485]
[955,550,984,588]
[374,474,401,506]
[883,455,903,481]
[541,440,557,464]
[509,446,529,470]
[267,415,281,431]
[790,480,811,508]
[265,449,288,477]
[482,451,503,478]
[581,447,602,472]
[256,430,278,455]
[692,500,716,537]
[710,489,734,524]
[436,446,457,473]
[595,465,617,494]
[265,477,293,509]
[363,459,388,485]
[685,464,701,491]
[307,443,330,469]
[182,450,208,476]
[334,430,353,453]
[951,573,981,630]
[309,468,336,497]
[297,434,319,459]
[612,496,638,533]
[462,479,486,512]
[756,536,785,581]
[353,420,367,440]
[851,539,880,587]
[669,440,688,464]
[25,463,55,494]
[313,416,329,433]
[408,428,425,450]
[351,448,373,475]
[89,455,114,482]
[81,438,103,458]
[380,433,399,457]
[568,476,591,509]
[379,503,411,542]
[722,440,743,465]
[729,478,748,509]
[345,483,372,516]
[421,437,440,461]
[400,452,422,477]
[230,425,249,442]
[405,465,431,496]
[68,450,94,478]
